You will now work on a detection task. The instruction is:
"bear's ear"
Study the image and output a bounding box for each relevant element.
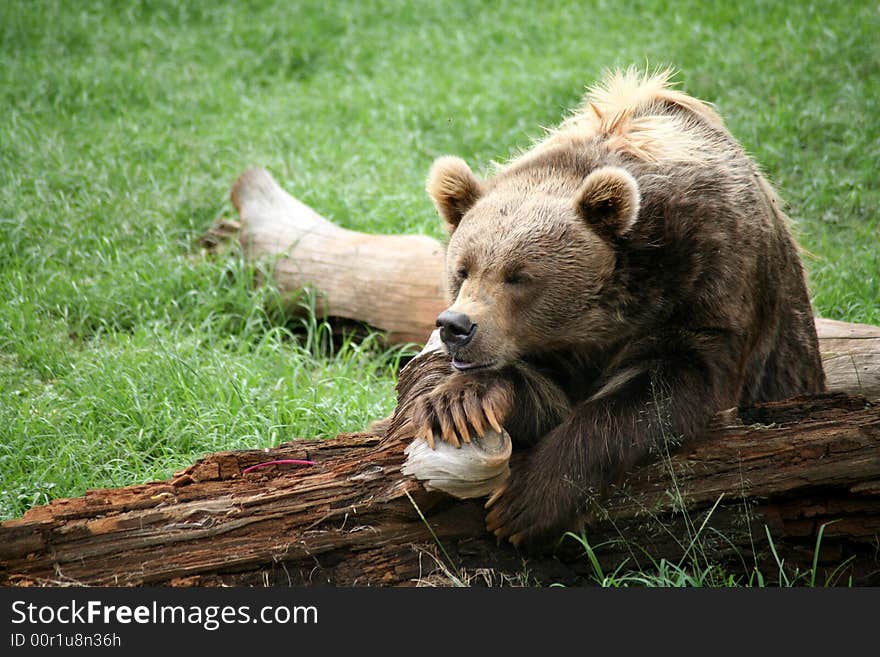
[426,156,483,233]
[574,166,641,241]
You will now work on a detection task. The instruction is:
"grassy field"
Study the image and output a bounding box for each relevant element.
[1,1,877,583]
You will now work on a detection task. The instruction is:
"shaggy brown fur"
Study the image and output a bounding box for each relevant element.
[389,68,825,549]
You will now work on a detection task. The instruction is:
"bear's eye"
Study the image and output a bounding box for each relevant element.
[456,267,469,281]
[504,271,530,285]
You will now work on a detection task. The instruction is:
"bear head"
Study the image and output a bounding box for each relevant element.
[426,153,641,372]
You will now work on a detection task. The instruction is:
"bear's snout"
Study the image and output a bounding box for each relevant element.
[436,310,476,349]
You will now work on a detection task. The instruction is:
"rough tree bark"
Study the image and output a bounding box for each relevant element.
[2,169,877,587]
[1,383,878,586]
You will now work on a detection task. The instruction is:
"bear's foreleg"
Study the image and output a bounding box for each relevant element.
[412,364,571,448]
[411,371,514,448]
[485,353,732,548]
[388,348,571,449]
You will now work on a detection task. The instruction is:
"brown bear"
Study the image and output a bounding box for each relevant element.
[389,68,825,549]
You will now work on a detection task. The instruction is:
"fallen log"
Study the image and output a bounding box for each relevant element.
[230,167,447,346]
[815,318,880,401]
[1,375,879,586]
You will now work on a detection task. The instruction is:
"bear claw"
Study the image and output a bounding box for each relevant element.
[483,401,503,434]
[411,375,512,450]
[485,484,507,508]
[450,404,472,444]
[463,390,487,436]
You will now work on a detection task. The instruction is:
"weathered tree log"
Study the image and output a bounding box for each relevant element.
[2,378,879,586]
[230,167,447,346]
[815,318,880,401]
[226,167,880,400]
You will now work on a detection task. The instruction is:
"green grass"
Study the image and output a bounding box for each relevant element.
[0,0,877,580]
[561,523,854,588]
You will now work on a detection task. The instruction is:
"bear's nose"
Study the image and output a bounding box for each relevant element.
[436,310,476,349]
